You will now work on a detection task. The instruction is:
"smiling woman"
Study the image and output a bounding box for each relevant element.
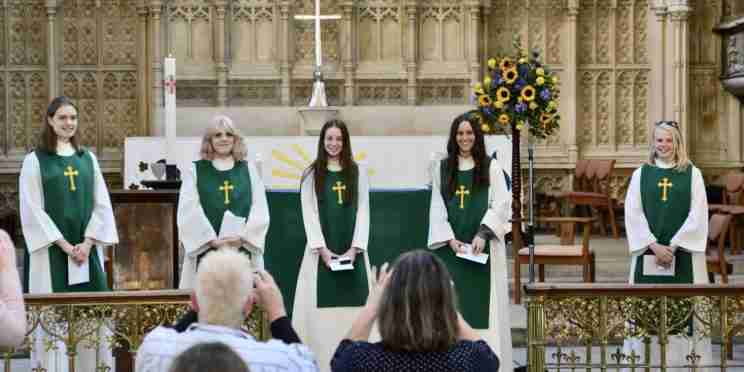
[426,110,514,366]
[19,95,119,371]
[177,114,270,289]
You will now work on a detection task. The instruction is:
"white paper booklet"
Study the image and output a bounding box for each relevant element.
[68,256,90,285]
[642,255,675,276]
[330,256,354,271]
[219,210,247,238]
[456,244,489,264]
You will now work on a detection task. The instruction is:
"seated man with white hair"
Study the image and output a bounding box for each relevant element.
[135,249,319,372]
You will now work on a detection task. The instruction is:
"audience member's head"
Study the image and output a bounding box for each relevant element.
[169,342,249,372]
[377,250,459,352]
[193,249,255,329]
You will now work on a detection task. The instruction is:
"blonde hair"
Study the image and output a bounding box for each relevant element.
[199,115,248,161]
[195,249,254,328]
[647,122,690,172]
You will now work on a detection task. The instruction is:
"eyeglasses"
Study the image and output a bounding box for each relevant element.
[655,120,679,129]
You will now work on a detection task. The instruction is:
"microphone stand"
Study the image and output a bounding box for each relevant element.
[527,140,536,283]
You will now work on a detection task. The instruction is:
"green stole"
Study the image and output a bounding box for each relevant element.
[36,150,108,292]
[316,171,369,308]
[194,160,252,266]
[634,164,693,284]
[434,160,491,329]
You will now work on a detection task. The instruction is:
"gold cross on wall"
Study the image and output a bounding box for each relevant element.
[658,177,673,202]
[455,185,470,209]
[219,180,234,205]
[332,181,346,205]
[64,166,79,191]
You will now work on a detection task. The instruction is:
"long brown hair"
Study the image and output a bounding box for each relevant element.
[39,96,80,154]
[444,111,489,199]
[378,250,460,352]
[301,119,358,207]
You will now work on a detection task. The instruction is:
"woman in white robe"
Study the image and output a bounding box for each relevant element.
[623,120,712,370]
[293,119,371,371]
[427,112,513,368]
[20,96,119,372]
[177,115,269,289]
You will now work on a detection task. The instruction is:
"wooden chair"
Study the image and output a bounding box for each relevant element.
[513,216,596,304]
[709,172,744,255]
[565,160,620,238]
[707,213,733,284]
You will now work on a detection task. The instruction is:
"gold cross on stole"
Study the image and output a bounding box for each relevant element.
[332,181,346,205]
[219,180,234,205]
[658,177,673,202]
[455,185,470,209]
[63,166,79,191]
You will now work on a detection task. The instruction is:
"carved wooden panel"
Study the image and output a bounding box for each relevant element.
[419,3,464,62]
[231,0,277,64]
[60,0,139,157]
[168,0,212,65]
[227,79,281,106]
[357,1,403,63]
[356,80,405,105]
[577,0,649,154]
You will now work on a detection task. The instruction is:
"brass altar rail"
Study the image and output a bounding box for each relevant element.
[525,284,744,372]
[2,290,267,372]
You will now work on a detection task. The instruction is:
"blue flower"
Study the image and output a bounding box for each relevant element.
[518,64,530,78]
[540,89,551,101]
[493,73,503,86]
[516,102,527,113]
[514,78,527,91]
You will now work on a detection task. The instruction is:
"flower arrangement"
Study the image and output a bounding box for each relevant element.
[472,38,560,139]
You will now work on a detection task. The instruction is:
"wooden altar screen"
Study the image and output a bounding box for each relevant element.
[110,190,180,290]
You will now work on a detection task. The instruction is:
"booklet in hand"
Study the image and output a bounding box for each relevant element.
[456,243,489,264]
[330,256,354,271]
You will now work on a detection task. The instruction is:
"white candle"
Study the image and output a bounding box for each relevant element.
[164,55,177,164]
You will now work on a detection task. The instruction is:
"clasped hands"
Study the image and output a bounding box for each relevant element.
[649,242,674,268]
[59,238,93,265]
[448,236,487,255]
[318,246,360,269]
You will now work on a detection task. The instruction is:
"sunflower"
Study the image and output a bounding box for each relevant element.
[502,68,518,84]
[487,58,497,69]
[496,87,511,102]
[498,114,510,125]
[536,67,545,76]
[521,85,536,102]
[499,58,514,71]
[536,76,545,86]
[478,94,492,107]
[481,124,491,133]
[540,112,554,124]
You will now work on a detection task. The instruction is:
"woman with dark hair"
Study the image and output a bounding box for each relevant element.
[177,114,269,289]
[169,342,249,372]
[426,111,513,366]
[19,95,119,371]
[331,250,500,372]
[293,119,371,370]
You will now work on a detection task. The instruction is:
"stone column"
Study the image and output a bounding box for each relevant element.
[149,0,164,136]
[405,0,418,105]
[45,0,58,100]
[466,1,480,88]
[279,0,291,105]
[214,0,228,107]
[668,1,691,145]
[565,0,580,163]
[341,1,354,106]
[648,1,668,125]
[136,1,149,134]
